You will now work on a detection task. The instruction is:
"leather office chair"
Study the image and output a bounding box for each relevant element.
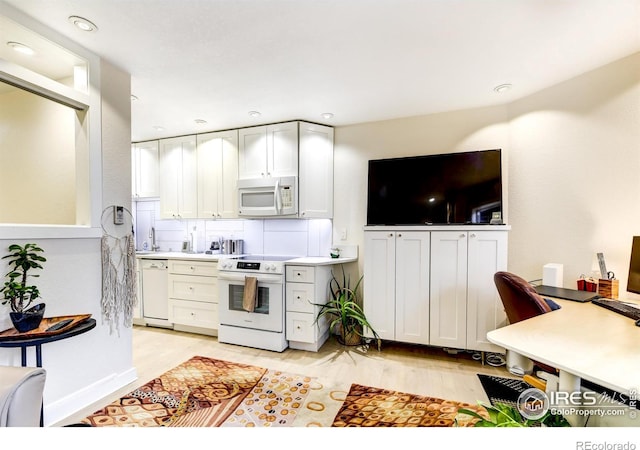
[493,271,559,391]
[0,366,46,427]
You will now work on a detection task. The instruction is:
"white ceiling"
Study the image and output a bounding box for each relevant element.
[3,0,640,142]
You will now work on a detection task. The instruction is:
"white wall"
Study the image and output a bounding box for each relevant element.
[0,28,136,426]
[507,52,640,293]
[334,51,640,298]
[0,86,76,223]
[334,105,510,275]
[134,199,333,257]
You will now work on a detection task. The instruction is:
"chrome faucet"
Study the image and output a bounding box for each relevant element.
[151,227,160,251]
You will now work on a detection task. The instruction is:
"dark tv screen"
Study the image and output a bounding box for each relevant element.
[367,149,503,225]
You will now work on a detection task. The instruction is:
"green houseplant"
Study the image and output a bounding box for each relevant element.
[1,243,47,332]
[456,401,570,427]
[314,266,381,350]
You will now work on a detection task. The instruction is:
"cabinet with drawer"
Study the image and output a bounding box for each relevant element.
[285,264,333,351]
[168,259,219,335]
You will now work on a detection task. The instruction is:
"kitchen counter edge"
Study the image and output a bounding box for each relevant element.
[136,253,357,265]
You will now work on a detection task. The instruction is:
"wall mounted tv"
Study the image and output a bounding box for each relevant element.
[367,149,503,225]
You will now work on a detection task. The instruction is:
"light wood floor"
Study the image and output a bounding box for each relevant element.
[55,325,511,426]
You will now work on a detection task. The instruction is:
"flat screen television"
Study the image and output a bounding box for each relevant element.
[367,149,503,225]
[626,236,640,294]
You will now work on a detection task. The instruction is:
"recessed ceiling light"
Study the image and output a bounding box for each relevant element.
[248,111,261,118]
[6,41,35,56]
[494,83,513,93]
[68,16,98,32]
[153,126,165,131]
[194,119,208,125]
[321,113,334,119]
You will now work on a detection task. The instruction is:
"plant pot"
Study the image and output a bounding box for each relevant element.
[10,303,46,333]
[336,324,363,346]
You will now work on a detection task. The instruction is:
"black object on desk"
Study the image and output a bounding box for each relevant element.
[591,298,640,320]
[535,285,599,303]
[0,318,96,367]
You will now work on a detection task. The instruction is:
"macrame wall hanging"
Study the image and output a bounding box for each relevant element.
[100,206,137,335]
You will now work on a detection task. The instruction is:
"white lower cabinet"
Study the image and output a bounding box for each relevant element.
[168,259,219,335]
[363,231,430,345]
[364,227,508,353]
[285,264,332,351]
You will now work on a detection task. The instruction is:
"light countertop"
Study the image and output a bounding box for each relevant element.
[285,256,357,266]
[136,252,357,265]
[135,252,232,261]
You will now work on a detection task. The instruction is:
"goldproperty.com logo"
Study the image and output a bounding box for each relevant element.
[517,387,638,419]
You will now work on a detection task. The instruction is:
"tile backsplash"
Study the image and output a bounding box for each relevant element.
[133,200,333,257]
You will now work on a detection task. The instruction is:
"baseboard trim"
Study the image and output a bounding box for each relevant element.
[43,367,138,426]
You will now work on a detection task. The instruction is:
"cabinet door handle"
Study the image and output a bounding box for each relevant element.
[459,234,466,239]
[388,233,394,238]
[470,233,477,238]
[398,233,402,238]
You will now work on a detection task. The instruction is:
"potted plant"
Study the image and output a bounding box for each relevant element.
[314,266,381,350]
[456,401,570,427]
[1,243,47,332]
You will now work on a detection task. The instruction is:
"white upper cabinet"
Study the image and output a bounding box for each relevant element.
[238,122,298,179]
[132,140,160,198]
[298,122,334,219]
[159,135,198,219]
[196,130,239,219]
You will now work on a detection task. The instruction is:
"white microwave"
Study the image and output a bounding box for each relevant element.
[237,176,298,217]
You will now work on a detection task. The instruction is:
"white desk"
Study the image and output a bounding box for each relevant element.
[487,298,640,396]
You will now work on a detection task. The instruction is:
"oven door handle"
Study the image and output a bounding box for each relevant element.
[218,272,283,283]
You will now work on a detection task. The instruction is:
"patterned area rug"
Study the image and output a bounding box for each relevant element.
[332,383,483,427]
[81,356,485,427]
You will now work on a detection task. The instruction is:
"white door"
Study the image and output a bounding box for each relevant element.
[218,272,284,332]
[159,138,181,218]
[267,122,298,178]
[238,126,267,179]
[298,122,333,218]
[133,140,159,198]
[363,231,396,340]
[395,231,430,345]
[467,231,508,352]
[179,137,198,218]
[159,136,197,219]
[197,130,238,219]
[430,231,468,349]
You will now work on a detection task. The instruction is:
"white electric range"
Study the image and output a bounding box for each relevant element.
[217,255,298,352]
